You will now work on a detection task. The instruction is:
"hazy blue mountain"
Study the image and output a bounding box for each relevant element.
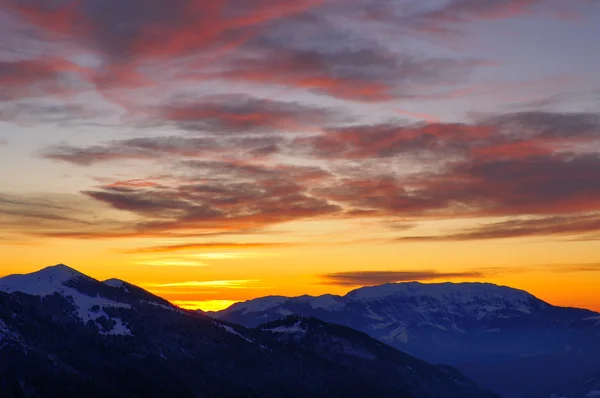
[0,265,497,398]
[214,282,600,398]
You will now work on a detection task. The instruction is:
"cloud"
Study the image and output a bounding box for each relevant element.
[0,58,86,101]
[320,270,485,286]
[77,161,340,235]
[298,112,599,161]
[0,101,104,125]
[551,263,600,272]
[410,0,590,36]
[126,241,293,254]
[136,260,207,267]
[152,94,346,134]
[484,111,600,138]
[296,121,490,160]
[145,280,260,288]
[35,110,600,241]
[399,214,600,241]
[40,93,346,165]
[0,193,93,230]
[221,41,485,101]
[3,0,599,247]
[305,113,600,222]
[0,0,327,117]
[1,0,491,109]
[42,135,285,166]
[507,89,600,110]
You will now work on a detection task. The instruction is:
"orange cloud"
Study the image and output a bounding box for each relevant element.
[127,242,293,254]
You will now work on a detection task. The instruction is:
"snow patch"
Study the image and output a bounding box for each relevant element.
[103,278,130,293]
[264,321,306,335]
[0,319,18,343]
[371,321,398,330]
[218,324,254,343]
[237,296,288,314]
[278,307,293,316]
[75,294,131,321]
[105,319,132,336]
[309,295,345,311]
[381,326,409,344]
[584,315,600,326]
[141,300,183,313]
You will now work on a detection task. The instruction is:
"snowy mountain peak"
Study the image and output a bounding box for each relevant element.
[346,281,538,304]
[0,264,91,296]
[0,265,133,335]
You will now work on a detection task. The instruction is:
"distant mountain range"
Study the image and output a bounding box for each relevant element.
[214,281,600,398]
[0,264,498,398]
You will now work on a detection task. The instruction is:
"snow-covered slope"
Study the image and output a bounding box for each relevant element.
[103,278,129,290]
[0,264,89,296]
[0,265,137,335]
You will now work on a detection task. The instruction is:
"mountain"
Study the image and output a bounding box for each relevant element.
[0,265,497,398]
[257,316,496,398]
[214,282,600,398]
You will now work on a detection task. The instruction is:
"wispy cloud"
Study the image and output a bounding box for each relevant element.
[399,214,600,242]
[549,263,600,273]
[126,241,294,254]
[2,0,600,245]
[320,270,485,286]
[145,280,260,289]
[136,260,207,267]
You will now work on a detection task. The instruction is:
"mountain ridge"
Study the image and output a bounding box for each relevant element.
[0,264,499,398]
[214,279,600,398]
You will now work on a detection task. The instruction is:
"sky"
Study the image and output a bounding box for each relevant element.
[1,0,600,312]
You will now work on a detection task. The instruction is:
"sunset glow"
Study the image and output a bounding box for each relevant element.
[1,0,600,313]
